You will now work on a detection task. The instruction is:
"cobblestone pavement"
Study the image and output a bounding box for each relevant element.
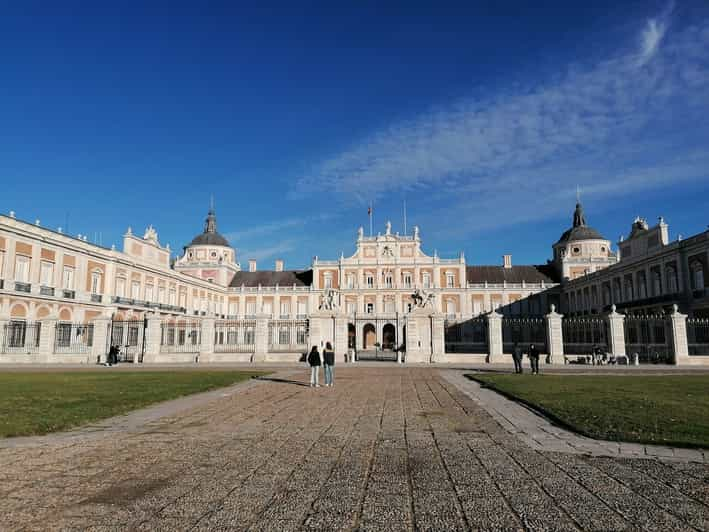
[1,367,707,531]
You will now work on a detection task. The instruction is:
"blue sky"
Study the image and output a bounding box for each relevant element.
[1,1,708,270]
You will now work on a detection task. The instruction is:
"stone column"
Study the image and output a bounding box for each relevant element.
[200,317,215,363]
[545,304,564,365]
[39,315,58,363]
[430,313,445,363]
[91,316,111,365]
[486,310,504,363]
[404,312,423,363]
[253,314,269,362]
[668,304,692,365]
[607,305,626,359]
[142,313,162,364]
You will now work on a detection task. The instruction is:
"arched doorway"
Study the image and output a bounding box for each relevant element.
[348,323,356,349]
[382,323,396,350]
[363,323,376,350]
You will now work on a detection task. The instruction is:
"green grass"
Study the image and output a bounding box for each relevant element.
[0,370,266,438]
[469,374,709,449]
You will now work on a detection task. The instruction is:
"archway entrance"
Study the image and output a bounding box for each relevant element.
[363,323,376,350]
[382,323,396,350]
[348,323,356,349]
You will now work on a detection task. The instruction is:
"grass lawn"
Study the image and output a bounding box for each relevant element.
[0,370,266,438]
[469,374,709,449]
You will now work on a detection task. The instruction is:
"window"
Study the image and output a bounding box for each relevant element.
[159,286,166,303]
[446,272,455,288]
[131,281,141,299]
[0,250,4,278]
[637,272,647,299]
[384,299,395,313]
[422,272,431,289]
[280,301,290,317]
[624,278,634,301]
[91,271,102,294]
[14,256,30,283]
[692,262,705,290]
[246,301,256,316]
[115,277,126,298]
[366,302,374,314]
[62,267,75,290]
[145,284,154,301]
[324,273,332,289]
[652,271,662,296]
[403,274,412,289]
[406,302,413,313]
[169,289,176,306]
[263,301,272,315]
[385,275,393,288]
[666,266,678,293]
[297,300,307,316]
[40,261,54,287]
[179,292,186,308]
[347,274,354,289]
[346,302,355,314]
[228,301,237,315]
[366,275,374,288]
[446,300,455,315]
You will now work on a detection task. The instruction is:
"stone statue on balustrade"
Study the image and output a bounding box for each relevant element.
[319,288,339,311]
[411,288,435,309]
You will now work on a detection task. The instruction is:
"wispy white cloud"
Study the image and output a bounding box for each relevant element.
[239,240,298,263]
[294,6,709,235]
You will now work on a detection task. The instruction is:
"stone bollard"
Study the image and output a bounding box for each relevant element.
[38,315,58,363]
[668,304,691,365]
[486,310,504,363]
[200,317,215,364]
[606,305,626,360]
[142,313,162,364]
[430,314,445,363]
[252,314,269,362]
[91,316,112,365]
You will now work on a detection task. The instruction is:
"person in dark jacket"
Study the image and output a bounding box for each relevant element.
[307,345,321,387]
[323,341,335,387]
[528,343,540,374]
[512,342,523,374]
[107,345,119,366]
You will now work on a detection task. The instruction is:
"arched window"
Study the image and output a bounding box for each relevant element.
[624,278,634,301]
[637,272,647,299]
[652,271,662,296]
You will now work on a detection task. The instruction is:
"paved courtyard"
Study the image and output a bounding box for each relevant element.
[1,367,707,531]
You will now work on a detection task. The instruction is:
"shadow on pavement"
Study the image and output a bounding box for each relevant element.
[252,376,310,387]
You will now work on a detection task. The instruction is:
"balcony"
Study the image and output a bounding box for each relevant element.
[63,289,76,299]
[40,286,55,297]
[90,293,103,303]
[15,282,31,293]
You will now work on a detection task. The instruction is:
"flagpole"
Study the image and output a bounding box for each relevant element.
[369,201,373,237]
[403,199,407,236]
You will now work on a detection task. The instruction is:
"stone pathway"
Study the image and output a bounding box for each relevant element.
[443,371,709,463]
[0,367,706,531]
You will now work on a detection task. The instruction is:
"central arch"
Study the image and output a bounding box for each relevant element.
[382,323,396,350]
[363,323,376,350]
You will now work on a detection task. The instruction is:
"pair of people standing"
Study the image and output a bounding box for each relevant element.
[307,342,335,387]
[512,342,540,374]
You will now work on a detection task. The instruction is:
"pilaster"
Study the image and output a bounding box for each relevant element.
[334,313,348,364]
[607,305,626,358]
[143,313,162,364]
[200,317,215,363]
[486,310,504,363]
[91,316,111,364]
[39,316,58,363]
[669,304,691,365]
[253,314,269,362]
[430,313,445,363]
[545,304,564,365]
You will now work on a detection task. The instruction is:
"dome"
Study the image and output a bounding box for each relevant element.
[187,208,231,248]
[555,202,606,245]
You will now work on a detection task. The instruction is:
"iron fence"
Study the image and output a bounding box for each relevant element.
[267,319,309,352]
[160,322,201,353]
[0,321,41,354]
[214,320,256,353]
[687,318,709,356]
[624,314,672,363]
[562,317,609,356]
[109,319,147,363]
[502,317,548,354]
[54,323,94,354]
[444,318,488,354]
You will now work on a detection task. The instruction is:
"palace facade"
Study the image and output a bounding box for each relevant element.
[0,201,707,364]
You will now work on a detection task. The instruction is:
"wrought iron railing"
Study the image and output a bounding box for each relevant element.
[90,294,102,303]
[502,316,548,354]
[562,317,609,356]
[624,314,672,363]
[444,318,488,354]
[214,320,256,353]
[160,322,201,353]
[687,318,709,356]
[62,289,75,299]
[40,286,55,296]
[15,282,31,293]
[0,321,41,354]
[268,319,309,352]
[54,323,94,354]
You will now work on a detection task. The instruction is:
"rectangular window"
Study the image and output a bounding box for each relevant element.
[179,292,186,308]
[0,250,5,278]
[115,278,126,297]
[366,275,374,288]
[347,275,354,289]
[366,302,374,314]
[91,272,102,294]
[131,281,140,299]
[145,285,154,301]
[159,286,165,303]
[404,274,412,289]
[246,301,256,316]
[297,300,307,316]
[62,267,75,290]
[280,301,290,316]
[385,276,393,288]
[446,273,455,288]
[228,301,237,316]
[40,261,54,287]
[169,289,177,306]
[14,256,30,283]
[346,302,355,314]
[422,273,431,289]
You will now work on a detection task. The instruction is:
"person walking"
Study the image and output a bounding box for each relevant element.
[528,343,540,375]
[512,342,523,374]
[307,345,321,387]
[323,341,335,387]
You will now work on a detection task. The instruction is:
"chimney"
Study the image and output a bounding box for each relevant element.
[503,254,512,269]
[275,259,284,272]
[248,259,257,272]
